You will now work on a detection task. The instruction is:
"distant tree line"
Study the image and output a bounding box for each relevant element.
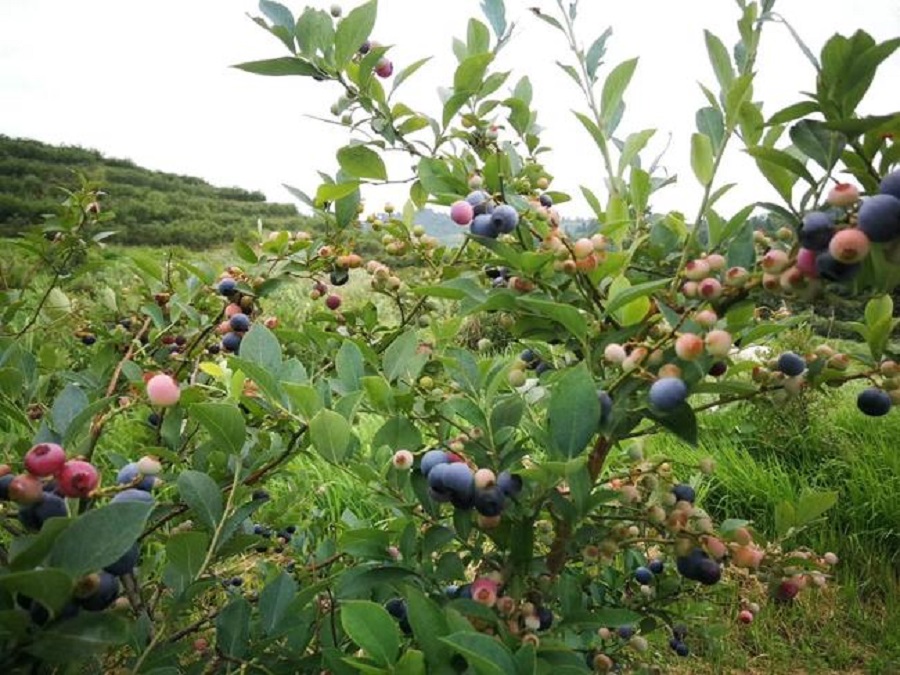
[0,135,312,247]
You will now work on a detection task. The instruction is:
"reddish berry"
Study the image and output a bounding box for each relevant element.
[828,228,870,264]
[738,609,754,624]
[57,460,100,498]
[826,183,860,207]
[24,443,67,477]
[9,473,44,504]
[450,200,474,226]
[675,333,704,361]
[391,450,414,470]
[325,294,342,310]
[375,58,393,78]
[147,374,180,407]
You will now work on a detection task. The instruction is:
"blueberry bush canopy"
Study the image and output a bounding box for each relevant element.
[0,0,898,672]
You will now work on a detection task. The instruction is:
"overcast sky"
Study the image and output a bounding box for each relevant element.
[1,0,898,221]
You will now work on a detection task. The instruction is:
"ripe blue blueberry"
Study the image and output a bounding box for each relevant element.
[79,572,120,612]
[18,493,67,531]
[858,194,900,242]
[537,606,553,630]
[104,543,139,576]
[857,387,892,417]
[676,547,708,581]
[0,474,14,500]
[111,488,155,505]
[881,169,900,200]
[534,361,553,376]
[816,251,861,282]
[675,641,690,657]
[648,559,664,574]
[799,211,835,250]
[420,449,449,476]
[116,463,155,491]
[490,204,519,234]
[222,332,242,353]
[470,213,499,239]
[427,462,451,492]
[474,485,506,517]
[229,313,251,332]
[776,352,806,377]
[218,278,237,296]
[441,463,475,502]
[649,377,688,411]
[597,390,613,424]
[520,348,538,364]
[465,190,494,216]
[634,566,653,584]
[497,471,523,497]
[539,193,553,208]
[672,483,696,504]
[617,625,635,640]
[696,558,722,585]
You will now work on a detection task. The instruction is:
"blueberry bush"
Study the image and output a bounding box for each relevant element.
[1,0,899,672]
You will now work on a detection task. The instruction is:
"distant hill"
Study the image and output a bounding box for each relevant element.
[0,135,311,247]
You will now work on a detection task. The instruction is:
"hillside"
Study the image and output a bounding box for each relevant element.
[0,135,311,247]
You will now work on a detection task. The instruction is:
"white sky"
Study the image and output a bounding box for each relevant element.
[1,1,898,220]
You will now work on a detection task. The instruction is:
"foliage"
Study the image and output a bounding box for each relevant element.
[0,0,898,673]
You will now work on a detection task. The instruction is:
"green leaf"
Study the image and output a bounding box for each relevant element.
[774,500,796,537]
[864,294,894,360]
[391,57,432,93]
[746,146,815,187]
[690,133,715,186]
[454,53,494,94]
[646,402,698,446]
[190,403,246,456]
[480,0,507,38]
[600,58,638,126]
[309,408,352,462]
[382,330,423,383]
[337,144,388,181]
[704,30,734,90]
[239,324,282,373]
[440,632,516,675]
[618,129,656,176]
[796,490,838,526]
[547,364,600,459]
[217,596,251,659]
[789,120,846,172]
[316,181,361,205]
[177,470,224,532]
[336,340,365,392]
[405,586,451,665]
[0,569,73,615]
[233,239,259,264]
[295,7,334,57]
[341,600,401,666]
[467,18,490,55]
[259,571,298,636]
[767,100,819,126]
[395,650,427,675]
[335,0,377,68]
[516,297,587,341]
[259,0,294,30]
[9,518,71,571]
[232,56,320,77]
[373,416,422,452]
[162,531,210,592]
[585,28,613,81]
[606,278,669,316]
[26,613,128,663]
[48,502,152,577]
[696,107,725,152]
[50,384,88,438]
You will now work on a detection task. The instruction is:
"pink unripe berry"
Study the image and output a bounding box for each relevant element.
[657,363,682,379]
[705,329,732,357]
[604,343,627,364]
[724,266,750,287]
[675,333,704,361]
[473,468,496,489]
[761,249,790,273]
[325,294,342,311]
[738,609,754,624]
[225,303,242,318]
[702,535,728,560]
[147,374,181,407]
[450,200,474,226]
[57,459,100,498]
[136,455,162,476]
[264,316,279,329]
[24,442,67,477]
[731,544,764,569]
[695,309,718,328]
[391,450,414,470]
[762,273,780,291]
[795,248,818,278]
[733,526,752,546]
[9,473,44,504]
[386,545,402,561]
[573,238,594,260]
[706,253,726,271]
[681,281,698,298]
[684,259,710,280]
[826,182,860,207]
[216,320,232,335]
[593,653,614,672]
[823,552,838,565]
[471,578,498,607]
[591,234,608,251]
[697,277,723,300]
[828,228,870,263]
[374,58,393,78]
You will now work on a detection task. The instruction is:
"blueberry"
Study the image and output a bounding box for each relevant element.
[497,471,523,497]
[648,560,664,574]
[537,606,553,630]
[253,524,266,535]
[465,190,494,216]
[708,361,727,377]
[330,268,350,286]
[147,412,162,428]
[597,390,613,424]
[881,169,900,200]
[617,625,635,639]
[534,362,553,376]
[457,584,473,600]
[385,598,407,620]
[676,548,708,582]
[857,387,892,417]
[648,377,688,411]
[444,585,460,599]
[111,489,155,505]
[81,334,96,346]
[441,463,475,502]
[218,278,237,296]
[675,641,690,657]
[816,251,861,282]
[229,313,251,332]
[490,204,519,234]
[799,211,835,250]
[696,558,722,585]
[222,332,242,353]
[116,463,155,491]
[359,40,371,54]
[474,485,506,517]
[104,543,139,576]
[426,463,452,492]
[776,352,805,377]
[0,474,14,500]
[420,449,449,477]
[79,572,120,611]
[18,493,67,531]
[428,486,452,503]
[634,567,653,584]
[539,193,553,208]
[520,349,538,364]
[672,623,688,640]
[672,483,696,504]
[252,489,270,502]
[858,194,900,242]
[470,213,499,239]
[285,525,297,534]
[230,577,243,587]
